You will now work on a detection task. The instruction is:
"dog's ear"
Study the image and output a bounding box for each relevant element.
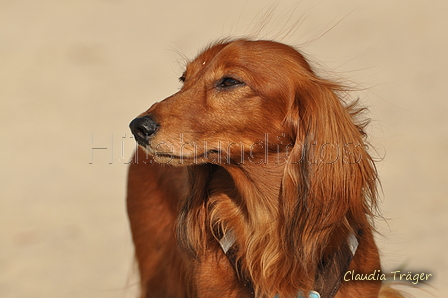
[281,79,378,284]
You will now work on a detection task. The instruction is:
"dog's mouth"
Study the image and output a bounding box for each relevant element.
[141,145,222,165]
[154,149,220,159]
[156,149,220,157]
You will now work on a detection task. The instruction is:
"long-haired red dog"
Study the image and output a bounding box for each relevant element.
[127,39,404,298]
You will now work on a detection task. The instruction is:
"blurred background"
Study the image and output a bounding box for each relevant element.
[1,0,446,297]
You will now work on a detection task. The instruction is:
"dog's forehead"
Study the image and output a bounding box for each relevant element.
[184,39,270,79]
[198,41,232,63]
[185,41,234,74]
[185,39,310,75]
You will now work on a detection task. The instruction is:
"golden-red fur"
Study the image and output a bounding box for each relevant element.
[127,39,404,297]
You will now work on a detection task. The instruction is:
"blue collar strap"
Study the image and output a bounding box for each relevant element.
[275,290,321,298]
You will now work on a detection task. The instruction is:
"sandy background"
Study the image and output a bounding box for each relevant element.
[1,0,446,297]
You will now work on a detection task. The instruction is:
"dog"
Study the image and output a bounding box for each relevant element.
[127,38,405,298]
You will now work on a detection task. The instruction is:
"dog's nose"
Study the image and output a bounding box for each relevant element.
[129,115,159,147]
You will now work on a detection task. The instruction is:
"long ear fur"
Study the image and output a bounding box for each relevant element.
[280,78,378,292]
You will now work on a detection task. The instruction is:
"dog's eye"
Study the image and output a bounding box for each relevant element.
[179,74,186,82]
[218,77,244,88]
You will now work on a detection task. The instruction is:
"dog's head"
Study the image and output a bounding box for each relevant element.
[129,39,319,165]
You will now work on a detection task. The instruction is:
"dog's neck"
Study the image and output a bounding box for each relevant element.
[183,151,360,297]
[203,154,286,244]
[212,161,359,298]
[224,160,285,205]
